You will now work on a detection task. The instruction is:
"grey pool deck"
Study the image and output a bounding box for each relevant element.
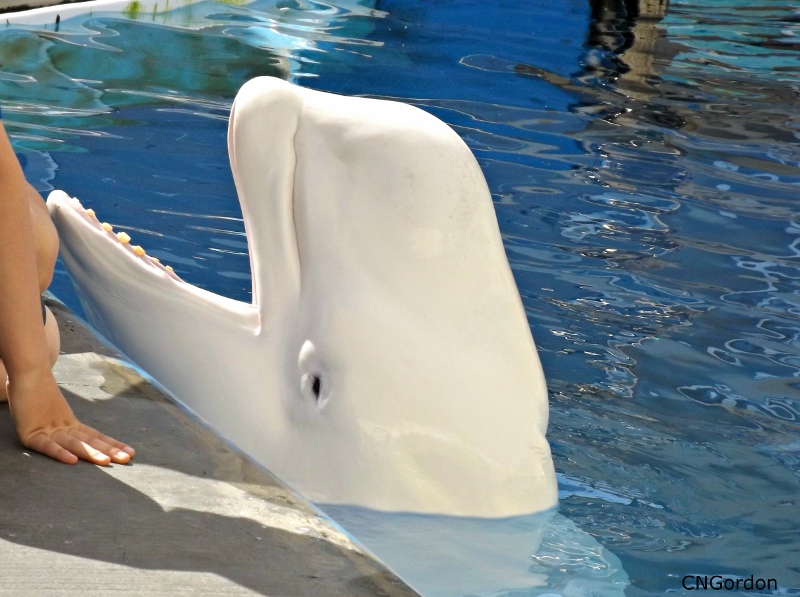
[0,299,418,597]
[0,0,90,13]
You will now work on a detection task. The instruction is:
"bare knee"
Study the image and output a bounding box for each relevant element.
[0,359,6,401]
[44,307,60,367]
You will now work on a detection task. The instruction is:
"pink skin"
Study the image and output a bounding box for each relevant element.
[0,122,135,466]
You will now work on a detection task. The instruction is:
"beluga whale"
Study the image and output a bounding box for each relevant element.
[48,76,557,519]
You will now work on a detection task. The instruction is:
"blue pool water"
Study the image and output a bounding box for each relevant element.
[3,0,800,594]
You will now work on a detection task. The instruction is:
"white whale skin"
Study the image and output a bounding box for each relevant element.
[48,76,557,518]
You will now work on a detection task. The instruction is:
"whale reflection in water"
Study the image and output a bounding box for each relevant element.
[322,505,629,597]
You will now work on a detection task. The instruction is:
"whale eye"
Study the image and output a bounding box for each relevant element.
[311,375,321,399]
[299,340,329,409]
[300,372,328,408]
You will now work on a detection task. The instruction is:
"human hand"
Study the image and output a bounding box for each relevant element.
[7,368,135,465]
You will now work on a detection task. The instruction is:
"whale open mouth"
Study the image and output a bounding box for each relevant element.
[48,76,304,318]
[48,192,185,284]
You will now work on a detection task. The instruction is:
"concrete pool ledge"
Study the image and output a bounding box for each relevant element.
[0,298,419,597]
[0,0,76,14]
[0,0,258,25]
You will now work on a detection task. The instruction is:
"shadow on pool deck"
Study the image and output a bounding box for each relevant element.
[0,300,418,597]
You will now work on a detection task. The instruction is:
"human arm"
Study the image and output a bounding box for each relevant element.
[0,121,134,465]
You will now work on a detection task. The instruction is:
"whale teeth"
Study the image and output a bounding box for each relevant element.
[76,202,177,278]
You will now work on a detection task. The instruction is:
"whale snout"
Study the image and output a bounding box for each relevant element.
[379,424,556,516]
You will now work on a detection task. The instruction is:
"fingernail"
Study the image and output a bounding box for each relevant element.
[117,451,129,459]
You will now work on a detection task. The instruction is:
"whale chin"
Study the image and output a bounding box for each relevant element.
[48,76,557,519]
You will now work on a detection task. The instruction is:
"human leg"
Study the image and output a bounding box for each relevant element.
[1,122,133,465]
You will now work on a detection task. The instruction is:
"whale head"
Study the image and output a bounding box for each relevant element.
[49,77,557,517]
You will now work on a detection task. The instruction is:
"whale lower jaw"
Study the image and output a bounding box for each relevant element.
[46,191,277,464]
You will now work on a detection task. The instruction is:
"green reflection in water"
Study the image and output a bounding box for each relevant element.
[0,0,380,151]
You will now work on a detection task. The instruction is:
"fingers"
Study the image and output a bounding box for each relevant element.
[78,424,135,458]
[26,428,133,466]
[22,424,135,466]
[26,433,79,465]
[50,430,114,466]
[71,428,132,464]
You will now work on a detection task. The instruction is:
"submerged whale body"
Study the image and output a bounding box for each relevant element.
[323,506,630,597]
[48,77,557,518]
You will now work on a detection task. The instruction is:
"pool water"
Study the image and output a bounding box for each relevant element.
[3,0,800,594]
